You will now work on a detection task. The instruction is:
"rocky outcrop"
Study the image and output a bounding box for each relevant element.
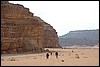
[43,22,60,48]
[35,17,61,48]
[1,1,61,54]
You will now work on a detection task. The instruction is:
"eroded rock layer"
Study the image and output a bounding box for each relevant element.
[34,17,61,48]
[1,1,61,54]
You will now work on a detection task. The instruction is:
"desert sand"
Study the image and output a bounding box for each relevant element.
[1,47,99,66]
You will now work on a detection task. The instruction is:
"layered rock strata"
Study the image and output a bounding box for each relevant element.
[1,1,61,54]
[34,17,61,48]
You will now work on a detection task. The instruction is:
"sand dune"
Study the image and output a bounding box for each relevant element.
[1,47,99,66]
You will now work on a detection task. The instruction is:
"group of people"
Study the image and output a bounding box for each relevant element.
[46,52,58,59]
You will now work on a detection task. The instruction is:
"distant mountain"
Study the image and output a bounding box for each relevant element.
[59,29,99,46]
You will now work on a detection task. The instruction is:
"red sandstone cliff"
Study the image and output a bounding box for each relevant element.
[1,1,61,54]
[34,17,61,48]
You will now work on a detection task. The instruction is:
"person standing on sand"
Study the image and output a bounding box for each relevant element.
[50,52,52,55]
[46,52,49,59]
[72,50,74,52]
[55,52,58,59]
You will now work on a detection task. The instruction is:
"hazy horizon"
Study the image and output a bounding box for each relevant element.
[9,1,99,36]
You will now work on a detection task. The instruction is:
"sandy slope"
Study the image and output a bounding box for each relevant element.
[1,48,99,66]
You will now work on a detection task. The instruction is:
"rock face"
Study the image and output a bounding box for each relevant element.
[35,17,61,48]
[1,1,61,54]
[43,22,60,48]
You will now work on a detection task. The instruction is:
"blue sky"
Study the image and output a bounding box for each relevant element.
[9,1,99,36]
